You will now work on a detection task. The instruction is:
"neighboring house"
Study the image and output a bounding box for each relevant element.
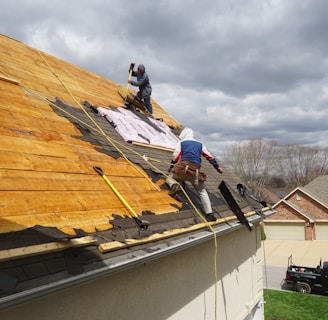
[264,175,328,240]
[0,35,274,320]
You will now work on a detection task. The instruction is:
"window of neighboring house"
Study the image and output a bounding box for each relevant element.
[296,193,301,201]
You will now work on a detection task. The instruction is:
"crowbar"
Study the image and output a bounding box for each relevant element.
[93,166,150,230]
[126,69,132,95]
[124,68,133,104]
[219,180,253,231]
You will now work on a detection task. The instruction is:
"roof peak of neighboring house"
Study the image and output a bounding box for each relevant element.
[278,199,315,222]
[273,175,328,209]
[273,186,328,210]
[304,175,328,186]
[303,175,328,206]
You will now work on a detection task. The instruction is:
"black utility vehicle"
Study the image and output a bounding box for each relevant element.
[284,255,328,294]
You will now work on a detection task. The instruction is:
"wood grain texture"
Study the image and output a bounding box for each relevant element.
[0,35,182,236]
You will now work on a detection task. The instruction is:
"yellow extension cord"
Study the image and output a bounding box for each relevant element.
[1,53,219,319]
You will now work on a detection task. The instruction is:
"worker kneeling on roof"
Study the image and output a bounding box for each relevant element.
[128,63,153,114]
[167,128,223,222]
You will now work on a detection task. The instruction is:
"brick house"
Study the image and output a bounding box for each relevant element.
[264,175,328,240]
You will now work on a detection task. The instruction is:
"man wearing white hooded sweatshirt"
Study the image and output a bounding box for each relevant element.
[168,128,223,222]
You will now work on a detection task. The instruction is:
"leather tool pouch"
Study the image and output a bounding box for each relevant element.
[173,160,206,183]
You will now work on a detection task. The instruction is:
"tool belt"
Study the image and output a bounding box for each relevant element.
[173,160,207,184]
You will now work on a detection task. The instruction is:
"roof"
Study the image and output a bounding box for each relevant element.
[273,176,328,212]
[271,176,328,223]
[0,34,274,309]
[303,175,328,206]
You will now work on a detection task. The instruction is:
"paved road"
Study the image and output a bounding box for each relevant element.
[263,265,285,290]
[262,265,295,291]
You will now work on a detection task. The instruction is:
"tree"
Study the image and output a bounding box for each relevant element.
[277,145,328,187]
[222,138,278,196]
[222,139,328,198]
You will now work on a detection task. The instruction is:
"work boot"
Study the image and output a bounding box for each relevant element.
[169,183,181,197]
[125,102,135,112]
[205,213,216,222]
[134,95,142,102]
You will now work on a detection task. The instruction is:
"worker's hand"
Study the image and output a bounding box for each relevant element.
[129,63,135,72]
[218,167,223,174]
[128,80,131,84]
[168,161,175,172]
[168,166,174,173]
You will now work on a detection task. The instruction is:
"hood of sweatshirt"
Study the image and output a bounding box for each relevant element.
[137,64,145,74]
[179,128,194,140]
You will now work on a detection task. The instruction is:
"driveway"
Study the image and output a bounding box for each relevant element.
[261,240,328,291]
[262,240,328,267]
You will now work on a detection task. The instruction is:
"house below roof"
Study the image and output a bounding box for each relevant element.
[264,175,328,240]
[0,34,275,320]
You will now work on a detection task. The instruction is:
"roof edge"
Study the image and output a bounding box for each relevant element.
[0,209,274,310]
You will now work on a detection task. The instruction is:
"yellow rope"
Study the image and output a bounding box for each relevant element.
[36,50,160,192]
[143,158,218,319]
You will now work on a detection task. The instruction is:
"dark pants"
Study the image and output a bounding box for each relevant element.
[136,92,153,114]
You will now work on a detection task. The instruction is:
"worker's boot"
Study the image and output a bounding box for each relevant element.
[134,95,142,102]
[169,183,182,197]
[205,213,216,222]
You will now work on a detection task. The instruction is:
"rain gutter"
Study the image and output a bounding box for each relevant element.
[0,209,275,310]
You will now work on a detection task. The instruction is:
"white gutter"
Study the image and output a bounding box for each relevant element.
[0,210,275,310]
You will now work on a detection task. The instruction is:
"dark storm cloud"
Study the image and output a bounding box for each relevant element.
[1,0,328,156]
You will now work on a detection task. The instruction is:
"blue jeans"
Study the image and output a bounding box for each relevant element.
[136,92,153,114]
[144,96,153,114]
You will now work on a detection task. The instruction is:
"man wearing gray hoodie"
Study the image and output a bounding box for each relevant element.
[167,128,223,222]
[128,63,153,114]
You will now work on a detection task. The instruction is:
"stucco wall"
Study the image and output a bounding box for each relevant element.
[0,225,263,320]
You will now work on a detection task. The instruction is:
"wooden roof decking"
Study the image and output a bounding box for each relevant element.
[0,33,270,243]
[0,34,182,237]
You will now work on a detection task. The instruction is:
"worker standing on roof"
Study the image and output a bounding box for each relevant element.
[128,63,153,114]
[167,128,223,222]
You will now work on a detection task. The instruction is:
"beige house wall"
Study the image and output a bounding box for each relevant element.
[1,225,264,320]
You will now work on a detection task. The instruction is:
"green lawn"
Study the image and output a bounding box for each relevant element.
[264,289,328,320]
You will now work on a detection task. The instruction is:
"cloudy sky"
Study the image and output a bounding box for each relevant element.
[1,0,328,156]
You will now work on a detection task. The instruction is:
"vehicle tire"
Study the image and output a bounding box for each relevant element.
[296,282,311,294]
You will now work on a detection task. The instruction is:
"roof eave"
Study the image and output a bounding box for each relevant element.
[0,209,274,310]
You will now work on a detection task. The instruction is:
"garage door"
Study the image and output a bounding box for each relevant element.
[264,222,305,240]
[316,223,328,240]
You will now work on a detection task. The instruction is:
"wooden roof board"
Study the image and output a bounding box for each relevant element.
[0,34,273,303]
[0,33,265,231]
